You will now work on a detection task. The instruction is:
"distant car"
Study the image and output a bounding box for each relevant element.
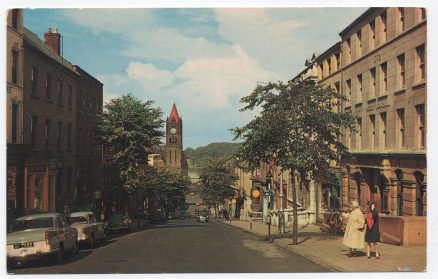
[7,213,78,265]
[197,211,209,222]
[68,211,106,248]
[106,214,133,233]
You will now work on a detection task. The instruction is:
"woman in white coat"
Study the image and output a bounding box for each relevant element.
[342,200,365,257]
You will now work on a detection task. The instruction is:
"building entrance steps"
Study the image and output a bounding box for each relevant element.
[218,219,426,272]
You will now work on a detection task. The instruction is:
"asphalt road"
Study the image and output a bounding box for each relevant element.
[9,219,330,273]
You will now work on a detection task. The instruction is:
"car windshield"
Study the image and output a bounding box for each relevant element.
[68,216,88,224]
[10,217,54,232]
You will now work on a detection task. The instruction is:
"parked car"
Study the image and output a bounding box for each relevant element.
[105,214,133,233]
[68,211,106,248]
[197,211,209,222]
[7,213,78,265]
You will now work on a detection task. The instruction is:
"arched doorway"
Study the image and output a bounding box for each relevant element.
[414,171,425,216]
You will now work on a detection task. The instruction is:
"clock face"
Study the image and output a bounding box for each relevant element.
[170,128,177,135]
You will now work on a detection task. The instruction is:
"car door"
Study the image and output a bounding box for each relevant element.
[59,216,74,251]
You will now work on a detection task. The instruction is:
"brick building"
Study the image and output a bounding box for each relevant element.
[6,11,103,220]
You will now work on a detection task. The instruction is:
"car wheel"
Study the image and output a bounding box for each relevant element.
[54,243,64,263]
[89,234,95,249]
[72,240,79,254]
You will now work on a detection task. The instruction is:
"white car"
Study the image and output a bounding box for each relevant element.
[197,212,209,222]
[7,213,78,265]
[68,211,106,248]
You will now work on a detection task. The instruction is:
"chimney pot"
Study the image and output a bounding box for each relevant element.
[53,27,58,33]
[48,27,51,33]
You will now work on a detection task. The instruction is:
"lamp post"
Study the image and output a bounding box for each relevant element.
[266,169,273,240]
[279,170,284,234]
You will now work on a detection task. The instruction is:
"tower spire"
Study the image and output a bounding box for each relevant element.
[169,103,180,123]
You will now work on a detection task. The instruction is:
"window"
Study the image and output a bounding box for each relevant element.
[12,103,18,143]
[397,54,406,88]
[381,12,387,42]
[356,30,362,57]
[346,38,351,64]
[67,168,72,194]
[396,170,403,216]
[31,116,37,148]
[68,84,73,107]
[45,73,52,100]
[357,74,362,102]
[11,9,19,30]
[369,114,375,149]
[57,121,62,149]
[327,59,331,75]
[380,62,388,94]
[419,8,426,20]
[414,172,424,216]
[398,8,405,32]
[397,109,405,147]
[45,119,51,148]
[380,112,387,148]
[67,123,72,151]
[416,104,425,148]
[356,117,362,149]
[335,53,340,71]
[370,68,376,98]
[31,67,38,95]
[11,50,18,84]
[369,20,375,49]
[416,44,426,83]
[346,79,352,105]
[57,79,63,105]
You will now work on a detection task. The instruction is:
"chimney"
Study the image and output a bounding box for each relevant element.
[44,27,61,56]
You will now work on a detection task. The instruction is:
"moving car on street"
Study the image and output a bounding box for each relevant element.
[68,211,106,248]
[7,213,78,265]
[197,211,209,222]
[105,213,133,233]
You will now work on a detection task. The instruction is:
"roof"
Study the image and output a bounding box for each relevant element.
[168,103,181,123]
[314,42,341,62]
[339,8,379,37]
[69,211,93,217]
[23,27,79,76]
[15,213,62,221]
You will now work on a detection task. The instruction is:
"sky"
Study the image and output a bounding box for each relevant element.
[23,7,368,149]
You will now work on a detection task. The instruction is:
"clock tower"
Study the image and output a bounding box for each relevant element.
[165,104,185,169]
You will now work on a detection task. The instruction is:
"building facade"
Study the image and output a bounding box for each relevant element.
[6,13,103,221]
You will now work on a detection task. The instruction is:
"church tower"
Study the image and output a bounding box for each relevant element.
[165,104,184,169]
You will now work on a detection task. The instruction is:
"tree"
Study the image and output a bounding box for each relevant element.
[231,79,357,245]
[96,94,164,196]
[150,167,190,220]
[199,158,238,217]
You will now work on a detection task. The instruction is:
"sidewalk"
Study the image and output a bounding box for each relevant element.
[219,219,426,272]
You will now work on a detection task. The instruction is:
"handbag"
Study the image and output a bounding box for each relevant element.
[367,212,374,229]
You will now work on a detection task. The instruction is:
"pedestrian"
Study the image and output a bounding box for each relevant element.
[365,201,381,259]
[342,200,365,257]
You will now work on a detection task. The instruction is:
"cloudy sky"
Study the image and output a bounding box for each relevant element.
[24,8,367,148]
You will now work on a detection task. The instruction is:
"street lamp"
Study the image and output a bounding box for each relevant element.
[266,168,273,240]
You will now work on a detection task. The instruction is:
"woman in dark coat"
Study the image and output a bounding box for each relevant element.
[365,201,381,259]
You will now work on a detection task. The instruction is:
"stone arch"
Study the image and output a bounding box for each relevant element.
[413,171,426,216]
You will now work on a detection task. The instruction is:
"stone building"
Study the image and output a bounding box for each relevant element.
[291,7,426,244]
[6,9,31,224]
[6,13,103,220]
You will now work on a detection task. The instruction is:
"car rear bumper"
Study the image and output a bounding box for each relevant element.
[7,249,59,264]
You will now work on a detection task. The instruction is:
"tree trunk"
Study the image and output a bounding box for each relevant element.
[291,168,298,245]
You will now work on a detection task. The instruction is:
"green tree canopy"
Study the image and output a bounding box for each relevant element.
[231,79,357,244]
[96,94,164,194]
[199,158,238,214]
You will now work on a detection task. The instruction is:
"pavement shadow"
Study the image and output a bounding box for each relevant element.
[146,223,208,230]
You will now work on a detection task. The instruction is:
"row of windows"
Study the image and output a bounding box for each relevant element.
[345,8,426,65]
[344,104,425,150]
[29,66,102,113]
[344,44,425,105]
[30,117,72,151]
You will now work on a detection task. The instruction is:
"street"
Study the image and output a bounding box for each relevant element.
[9,219,329,273]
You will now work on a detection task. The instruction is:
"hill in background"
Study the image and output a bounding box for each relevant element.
[184,142,237,167]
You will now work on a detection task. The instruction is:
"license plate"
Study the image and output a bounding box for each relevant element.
[13,242,34,249]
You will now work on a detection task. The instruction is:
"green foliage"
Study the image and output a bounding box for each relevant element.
[232,79,357,183]
[149,167,190,215]
[96,94,165,194]
[199,158,238,209]
[184,142,237,167]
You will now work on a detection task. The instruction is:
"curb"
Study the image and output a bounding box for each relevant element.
[218,220,344,272]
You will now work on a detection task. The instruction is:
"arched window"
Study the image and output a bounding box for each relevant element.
[395,170,403,216]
